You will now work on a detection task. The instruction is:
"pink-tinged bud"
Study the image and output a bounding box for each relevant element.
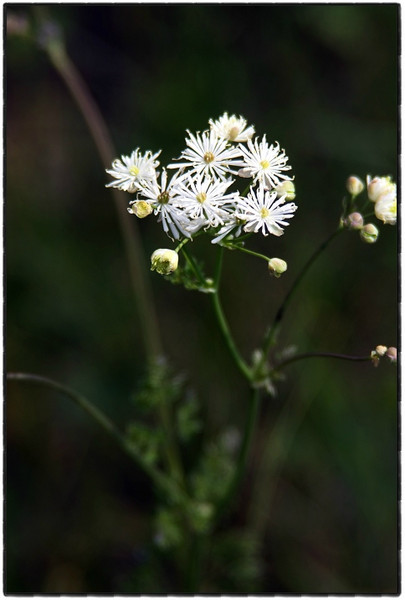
[345,212,364,230]
[346,176,364,196]
[386,347,397,363]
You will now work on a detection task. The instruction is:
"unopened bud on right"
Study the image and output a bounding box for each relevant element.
[268,257,287,278]
[360,223,379,244]
[386,347,397,363]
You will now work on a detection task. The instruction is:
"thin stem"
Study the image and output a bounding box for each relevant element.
[7,373,187,503]
[214,388,261,525]
[275,351,372,371]
[212,248,252,381]
[261,226,344,358]
[38,15,162,361]
[224,243,270,263]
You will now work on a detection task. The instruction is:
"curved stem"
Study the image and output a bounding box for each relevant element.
[37,13,162,361]
[7,372,186,503]
[212,248,252,381]
[261,227,344,358]
[275,351,372,371]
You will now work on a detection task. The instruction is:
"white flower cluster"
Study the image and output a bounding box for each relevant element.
[106,113,297,242]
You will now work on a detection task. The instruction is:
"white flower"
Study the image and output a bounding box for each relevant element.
[235,185,297,237]
[374,192,397,225]
[366,175,396,203]
[135,169,200,240]
[210,214,244,244]
[237,135,292,190]
[209,112,255,142]
[175,173,238,229]
[106,148,161,193]
[168,130,243,180]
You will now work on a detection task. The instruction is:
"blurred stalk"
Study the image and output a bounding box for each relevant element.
[7,373,187,503]
[32,9,162,361]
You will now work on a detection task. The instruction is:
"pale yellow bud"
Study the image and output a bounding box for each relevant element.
[346,176,364,196]
[275,180,296,201]
[375,345,387,357]
[268,257,287,278]
[360,223,379,244]
[345,212,364,230]
[150,249,179,275]
[128,200,153,218]
[386,347,397,363]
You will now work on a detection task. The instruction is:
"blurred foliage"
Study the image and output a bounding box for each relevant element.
[6,3,398,594]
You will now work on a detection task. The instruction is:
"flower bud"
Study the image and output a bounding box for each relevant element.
[360,223,379,244]
[386,347,397,363]
[151,249,179,275]
[375,345,387,357]
[128,200,153,218]
[268,257,287,278]
[275,180,296,201]
[346,176,364,196]
[345,212,364,230]
[367,175,396,203]
[370,350,380,367]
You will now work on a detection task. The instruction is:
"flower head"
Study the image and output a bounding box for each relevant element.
[135,169,200,240]
[374,193,397,225]
[209,112,255,142]
[367,175,396,203]
[168,130,243,180]
[106,148,160,192]
[235,185,297,237]
[237,135,292,190]
[175,173,238,229]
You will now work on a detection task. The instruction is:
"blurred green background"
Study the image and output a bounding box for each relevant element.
[6,4,398,594]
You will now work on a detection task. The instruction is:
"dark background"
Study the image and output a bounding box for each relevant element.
[6,3,398,594]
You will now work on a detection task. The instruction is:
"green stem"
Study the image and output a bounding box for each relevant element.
[261,226,344,358]
[7,372,186,503]
[275,351,372,371]
[181,246,206,286]
[212,248,252,381]
[224,243,270,263]
[37,12,162,362]
[214,388,261,525]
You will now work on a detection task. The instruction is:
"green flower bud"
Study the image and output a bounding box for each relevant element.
[151,249,179,275]
[275,180,296,201]
[360,223,379,244]
[268,257,287,278]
